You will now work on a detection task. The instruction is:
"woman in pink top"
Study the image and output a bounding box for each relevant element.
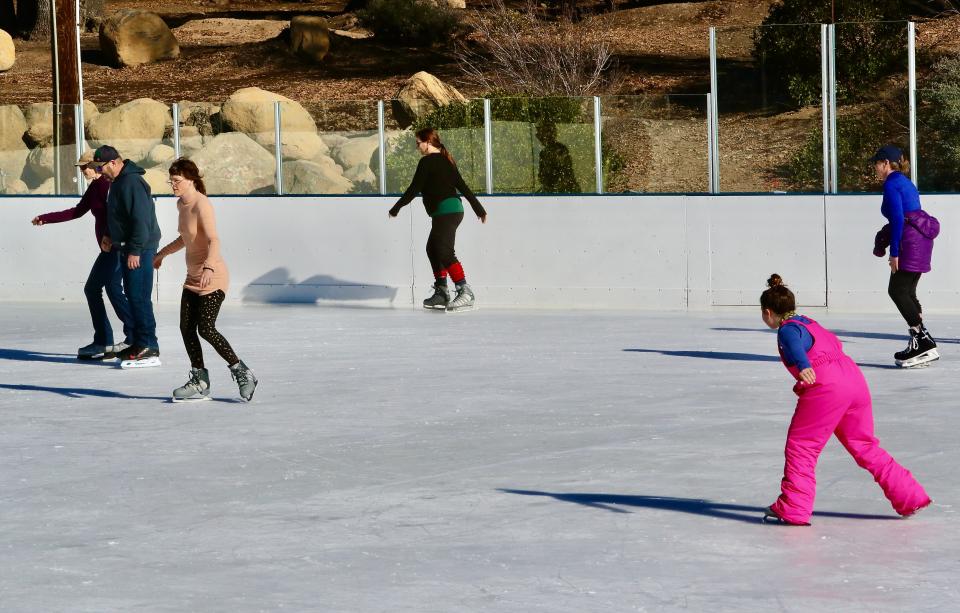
[760,274,930,525]
[154,158,257,402]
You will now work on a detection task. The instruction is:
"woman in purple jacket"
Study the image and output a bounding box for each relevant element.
[31,150,133,360]
[870,145,940,368]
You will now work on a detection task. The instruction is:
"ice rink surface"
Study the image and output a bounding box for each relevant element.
[0,302,956,612]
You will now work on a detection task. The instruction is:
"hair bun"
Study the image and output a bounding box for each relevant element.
[767,273,784,288]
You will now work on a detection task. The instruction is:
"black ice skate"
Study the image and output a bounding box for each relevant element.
[423,282,450,310]
[894,328,939,368]
[762,506,810,526]
[120,346,161,369]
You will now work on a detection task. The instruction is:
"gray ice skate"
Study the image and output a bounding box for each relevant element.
[423,282,450,310]
[77,342,109,360]
[229,360,258,401]
[446,284,476,313]
[172,367,211,402]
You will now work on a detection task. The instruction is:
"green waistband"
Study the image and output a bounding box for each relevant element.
[431,197,464,217]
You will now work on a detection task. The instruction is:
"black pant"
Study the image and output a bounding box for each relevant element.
[180,289,239,369]
[425,212,463,274]
[888,271,923,327]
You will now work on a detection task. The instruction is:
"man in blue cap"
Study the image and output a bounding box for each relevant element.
[94,145,162,368]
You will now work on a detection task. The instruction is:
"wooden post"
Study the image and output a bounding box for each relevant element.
[52,0,80,194]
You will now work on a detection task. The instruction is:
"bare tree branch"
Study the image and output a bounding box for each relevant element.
[455,0,617,97]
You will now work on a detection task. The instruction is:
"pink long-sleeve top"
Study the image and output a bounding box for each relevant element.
[35,176,111,245]
[157,195,229,296]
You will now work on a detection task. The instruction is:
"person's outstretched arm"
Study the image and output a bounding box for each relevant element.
[31,180,101,225]
[389,157,427,217]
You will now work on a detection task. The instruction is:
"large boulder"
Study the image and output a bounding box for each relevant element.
[220,87,319,158]
[0,104,27,150]
[283,159,353,195]
[23,103,54,146]
[23,145,55,186]
[191,132,277,195]
[0,29,14,72]
[99,10,180,67]
[145,143,176,168]
[86,98,172,162]
[391,71,467,129]
[289,16,330,63]
[331,133,380,171]
[0,177,29,195]
[143,168,173,195]
[0,147,30,187]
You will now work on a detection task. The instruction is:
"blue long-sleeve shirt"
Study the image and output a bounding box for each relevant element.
[778,315,814,370]
[881,171,921,258]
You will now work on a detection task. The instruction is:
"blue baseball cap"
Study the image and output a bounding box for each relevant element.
[869,144,902,163]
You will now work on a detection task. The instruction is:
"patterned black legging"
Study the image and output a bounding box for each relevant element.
[180,289,239,369]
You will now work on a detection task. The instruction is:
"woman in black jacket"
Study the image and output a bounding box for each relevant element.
[389,127,487,312]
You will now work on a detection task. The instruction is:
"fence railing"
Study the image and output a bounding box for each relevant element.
[1,20,958,198]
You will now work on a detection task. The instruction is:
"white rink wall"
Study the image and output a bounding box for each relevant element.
[3,194,960,311]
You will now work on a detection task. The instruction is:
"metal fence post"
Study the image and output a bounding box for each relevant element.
[593,96,604,194]
[377,100,387,195]
[821,24,830,195]
[708,27,720,194]
[908,21,918,187]
[74,104,84,194]
[274,101,283,195]
[828,24,838,194]
[483,98,494,194]
[706,93,714,193]
[172,103,181,159]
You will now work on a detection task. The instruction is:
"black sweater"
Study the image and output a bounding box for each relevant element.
[391,153,486,218]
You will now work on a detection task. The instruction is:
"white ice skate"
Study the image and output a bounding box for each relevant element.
[446,284,476,313]
[120,356,162,369]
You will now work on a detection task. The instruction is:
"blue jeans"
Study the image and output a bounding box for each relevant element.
[84,249,134,347]
[121,249,159,351]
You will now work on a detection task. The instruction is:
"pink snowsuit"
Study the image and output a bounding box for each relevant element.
[770,316,930,524]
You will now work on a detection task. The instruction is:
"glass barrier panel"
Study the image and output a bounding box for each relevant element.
[914,19,959,192]
[601,95,708,193]
[85,100,177,195]
[834,20,909,193]
[917,88,960,192]
[383,98,486,195]
[289,100,380,196]
[189,99,278,196]
[489,96,595,194]
[715,24,827,193]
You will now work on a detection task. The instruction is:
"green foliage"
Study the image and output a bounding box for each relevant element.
[385,96,609,194]
[357,0,462,47]
[786,114,896,192]
[752,0,909,108]
[918,55,960,191]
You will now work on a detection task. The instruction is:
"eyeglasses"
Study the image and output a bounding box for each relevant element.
[166,178,186,186]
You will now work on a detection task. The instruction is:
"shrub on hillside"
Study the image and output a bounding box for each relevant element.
[786,114,899,192]
[752,0,909,108]
[357,0,462,47]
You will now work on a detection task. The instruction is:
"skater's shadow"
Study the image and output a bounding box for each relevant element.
[623,348,780,362]
[0,348,109,365]
[499,490,900,524]
[713,327,960,345]
[0,383,169,401]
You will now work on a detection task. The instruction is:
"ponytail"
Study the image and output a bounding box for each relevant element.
[416,127,457,167]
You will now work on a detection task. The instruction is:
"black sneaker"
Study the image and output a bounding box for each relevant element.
[895,329,939,368]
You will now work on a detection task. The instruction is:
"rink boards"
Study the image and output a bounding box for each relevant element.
[3,194,960,312]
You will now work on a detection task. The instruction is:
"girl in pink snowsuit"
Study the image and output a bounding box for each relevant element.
[760,274,931,525]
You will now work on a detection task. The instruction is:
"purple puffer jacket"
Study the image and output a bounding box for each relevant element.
[873,209,940,273]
